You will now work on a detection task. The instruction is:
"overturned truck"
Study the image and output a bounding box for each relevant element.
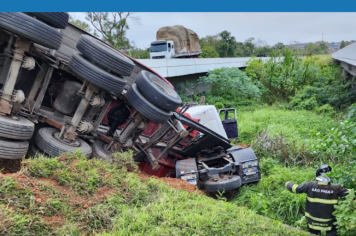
[0,12,260,193]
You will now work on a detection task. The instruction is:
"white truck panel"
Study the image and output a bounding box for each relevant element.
[186,105,228,139]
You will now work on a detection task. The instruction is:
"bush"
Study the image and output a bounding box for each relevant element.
[333,189,356,236]
[198,67,261,106]
[310,120,356,164]
[315,104,335,116]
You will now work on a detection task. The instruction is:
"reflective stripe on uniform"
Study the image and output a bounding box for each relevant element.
[308,224,332,231]
[307,197,338,204]
[305,212,333,222]
[318,182,328,185]
[292,184,298,193]
[285,182,291,187]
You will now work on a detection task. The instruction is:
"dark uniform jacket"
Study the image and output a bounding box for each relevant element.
[286,181,348,231]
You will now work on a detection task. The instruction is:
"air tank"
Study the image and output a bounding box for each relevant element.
[53,80,82,115]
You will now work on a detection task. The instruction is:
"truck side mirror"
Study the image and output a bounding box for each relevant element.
[168,43,171,52]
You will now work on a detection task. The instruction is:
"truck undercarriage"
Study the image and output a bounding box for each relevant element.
[0,12,261,193]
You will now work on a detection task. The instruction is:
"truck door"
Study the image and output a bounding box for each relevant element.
[167,43,171,58]
[218,108,238,140]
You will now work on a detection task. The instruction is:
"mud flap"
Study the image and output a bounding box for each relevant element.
[175,158,198,186]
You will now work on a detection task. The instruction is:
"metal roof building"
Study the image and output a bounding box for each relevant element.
[332,42,356,76]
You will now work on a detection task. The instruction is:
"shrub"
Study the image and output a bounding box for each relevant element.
[198,67,261,106]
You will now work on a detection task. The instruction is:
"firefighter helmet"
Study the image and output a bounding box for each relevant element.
[316,164,332,177]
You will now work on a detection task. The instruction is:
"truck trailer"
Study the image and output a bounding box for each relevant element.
[150,25,202,59]
[0,12,260,193]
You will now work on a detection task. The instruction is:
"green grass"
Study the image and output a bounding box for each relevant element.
[236,105,339,148]
[0,152,309,236]
[302,55,332,65]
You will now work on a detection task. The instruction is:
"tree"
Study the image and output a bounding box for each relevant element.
[238,38,255,56]
[273,42,285,50]
[340,40,346,49]
[306,43,315,56]
[69,15,91,33]
[253,38,268,48]
[254,46,273,57]
[201,46,219,58]
[216,31,237,57]
[128,47,150,59]
[199,34,219,49]
[85,12,141,51]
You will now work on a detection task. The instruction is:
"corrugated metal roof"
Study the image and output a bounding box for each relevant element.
[332,43,356,66]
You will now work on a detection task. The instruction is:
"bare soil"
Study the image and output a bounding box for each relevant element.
[138,172,203,194]
[0,159,21,174]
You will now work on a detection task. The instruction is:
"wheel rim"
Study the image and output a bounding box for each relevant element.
[53,133,81,147]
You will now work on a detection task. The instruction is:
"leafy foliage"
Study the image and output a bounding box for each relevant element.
[69,15,91,33]
[196,67,261,107]
[85,12,140,50]
[310,120,356,164]
[328,164,356,236]
[333,189,356,236]
[200,46,219,58]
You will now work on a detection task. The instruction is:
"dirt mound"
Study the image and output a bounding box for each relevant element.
[238,143,249,148]
[138,172,202,194]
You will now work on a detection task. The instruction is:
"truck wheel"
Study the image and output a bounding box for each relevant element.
[76,35,135,76]
[27,144,47,158]
[136,70,182,111]
[0,12,62,50]
[69,52,127,95]
[204,175,242,193]
[126,84,172,123]
[27,12,69,29]
[91,140,112,162]
[35,127,92,158]
[0,115,34,140]
[0,138,29,160]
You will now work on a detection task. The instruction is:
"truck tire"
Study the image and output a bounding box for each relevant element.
[91,140,112,162]
[126,84,172,124]
[136,70,182,111]
[27,144,48,158]
[0,115,34,140]
[0,12,62,50]
[204,175,242,193]
[27,12,69,29]
[35,127,92,158]
[69,52,127,95]
[76,35,135,76]
[0,138,28,160]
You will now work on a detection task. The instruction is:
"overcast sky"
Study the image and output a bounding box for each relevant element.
[71,12,356,49]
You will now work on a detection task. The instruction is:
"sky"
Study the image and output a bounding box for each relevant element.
[70,12,356,49]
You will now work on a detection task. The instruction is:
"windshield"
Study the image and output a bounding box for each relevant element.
[151,43,167,52]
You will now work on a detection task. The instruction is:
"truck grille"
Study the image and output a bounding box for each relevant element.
[152,56,165,59]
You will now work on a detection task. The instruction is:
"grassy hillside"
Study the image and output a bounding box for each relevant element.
[0,151,308,236]
[236,105,338,147]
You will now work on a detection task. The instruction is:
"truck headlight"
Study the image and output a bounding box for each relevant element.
[242,160,258,168]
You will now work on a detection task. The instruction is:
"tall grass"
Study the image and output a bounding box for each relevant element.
[236,105,339,147]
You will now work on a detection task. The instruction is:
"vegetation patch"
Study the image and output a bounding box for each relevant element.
[0,151,307,235]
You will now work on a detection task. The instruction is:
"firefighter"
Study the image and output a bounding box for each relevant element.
[285,164,348,236]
